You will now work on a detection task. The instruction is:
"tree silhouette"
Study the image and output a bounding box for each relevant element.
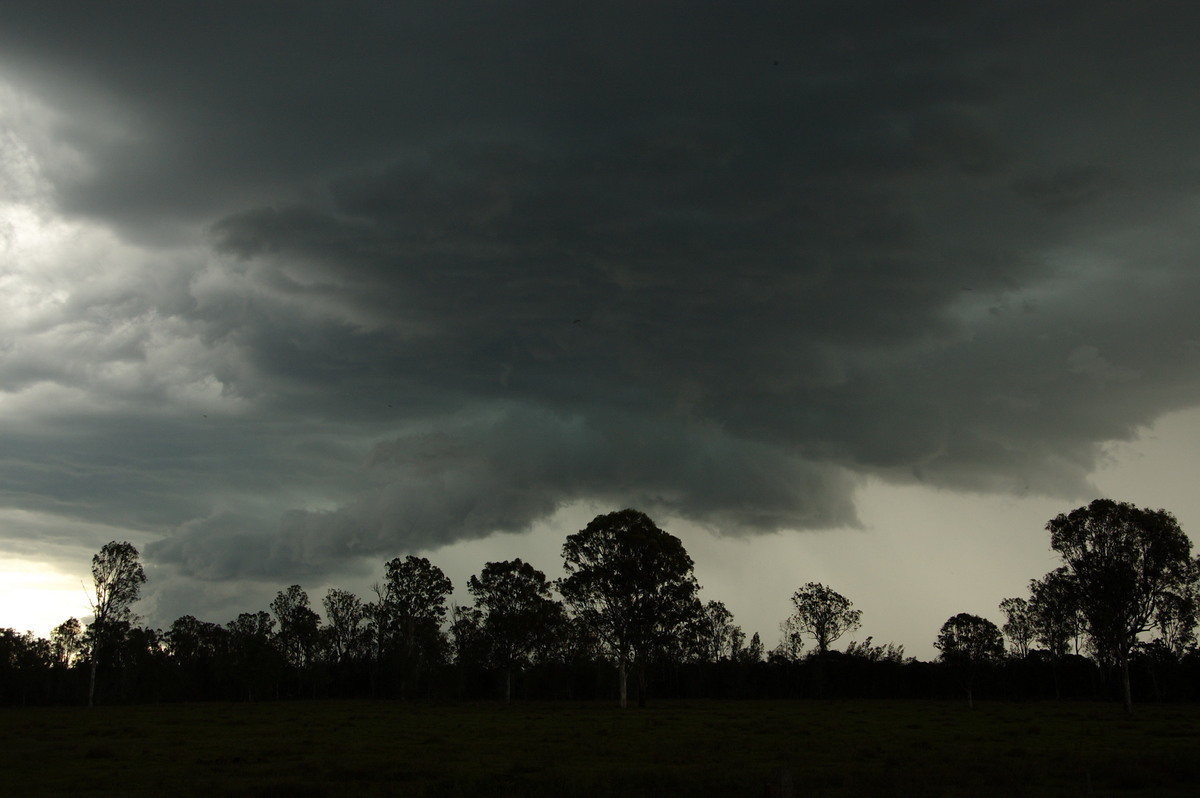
[51,617,84,668]
[226,611,278,701]
[689,600,744,663]
[370,555,452,696]
[271,585,321,670]
[787,582,862,655]
[1153,574,1198,656]
[86,541,146,707]
[1048,499,1198,712]
[468,558,561,702]
[1028,567,1083,657]
[321,588,367,666]
[998,597,1034,658]
[558,509,699,708]
[774,615,806,662]
[166,615,229,700]
[448,604,486,673]
[166,615,224,662]
[0,629,54,705]
[739,631,765,664]
[935,613,1004,708]
[270,585,321,697]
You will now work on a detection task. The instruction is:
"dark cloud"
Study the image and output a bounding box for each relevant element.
[2,1,1200,611]
[1013,166,1120,213]
[151,406,859,579]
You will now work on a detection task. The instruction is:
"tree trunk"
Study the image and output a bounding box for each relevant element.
[636,661,647,709]
[1121,654,1133,714]
[88,658,98,708]
[504,665,512,704]
[618,658,628,708]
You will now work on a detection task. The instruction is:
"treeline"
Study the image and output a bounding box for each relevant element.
[2,501,1198,709]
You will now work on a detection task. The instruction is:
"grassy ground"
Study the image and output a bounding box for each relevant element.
[4,699,1200,797]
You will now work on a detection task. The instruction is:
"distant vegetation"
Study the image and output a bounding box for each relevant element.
[2,501,1198,709]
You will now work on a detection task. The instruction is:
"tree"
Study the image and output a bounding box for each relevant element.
[168,609,230,696]
[1047,499,1198,712]
[51,617,84,667]
[739,632,766,664]
[1028,567,1083,657]
[115,624,167,700]
[369,555,453,696]
[87,541,147,707]
[1154,577,1198,657]
[448,603,486,666]
[998,597,1034,658]
[226,611,279,701]
[690,600,744,663]
[270,585,321,698]
[935,613,1004,708]
[166,615,229,699]
[271,585,321,671]
[166,615,223,662]
[786,582,862,655]
[468,558,561,703]
[774,615,806,662]
[0,629,54,705]
[322,588,367,666]
[558,508,700,708]
[534,608,601,667]
[844,636,906,663]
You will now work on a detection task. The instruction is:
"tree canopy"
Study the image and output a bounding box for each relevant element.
[787,582,862,655]
[87,541,146,707]
[271,585,321,669]
[1047,498,1198,711]
[370,555,453,695]
[935,613,1004,708]
[1027,567,1083,658]
[558,508,700,707]
[468,558,562,702]
[998,597,1033,658]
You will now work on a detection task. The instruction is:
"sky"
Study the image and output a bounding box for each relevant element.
[2,2,1200,660]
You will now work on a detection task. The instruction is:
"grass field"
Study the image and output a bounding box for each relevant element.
[5,699,1200,797]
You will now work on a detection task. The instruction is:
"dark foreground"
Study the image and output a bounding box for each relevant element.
[5,699,1200,797]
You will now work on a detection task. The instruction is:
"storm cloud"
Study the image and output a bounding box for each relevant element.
[3,1,1200,610]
